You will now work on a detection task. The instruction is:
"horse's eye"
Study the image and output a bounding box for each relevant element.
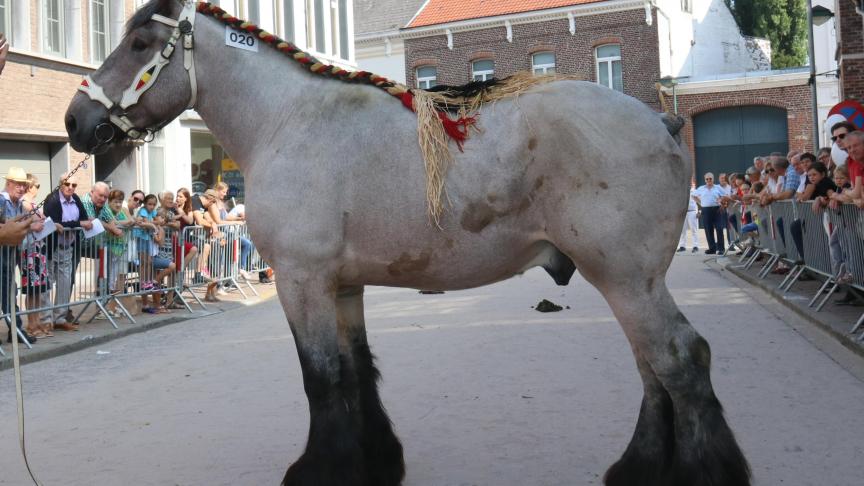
[131,38,149,52]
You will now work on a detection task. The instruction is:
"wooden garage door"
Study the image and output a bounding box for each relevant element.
[0,140,53,203]
[693,106,788,179]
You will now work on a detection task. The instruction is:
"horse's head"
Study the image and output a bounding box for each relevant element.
[65,0,197,153]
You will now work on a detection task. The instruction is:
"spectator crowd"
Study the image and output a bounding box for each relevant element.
[0,170,271,346]
[683,120,864,305]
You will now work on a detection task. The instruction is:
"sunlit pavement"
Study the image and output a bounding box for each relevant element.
[1,255,862,485]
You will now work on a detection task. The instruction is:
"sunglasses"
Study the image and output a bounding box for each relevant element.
[63,182,78,188]
[132,197,143,203]
[767,169,775,173]
[831,133,847,142]
[705,178,713,181]
[34,184,40,189]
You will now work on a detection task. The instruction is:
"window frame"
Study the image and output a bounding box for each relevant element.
[89,0,110,63]
[274,0,295,42]
[681,0,692,13]
[416,65,437,89]
[0,0,11,44]
[471,59,494,82]
[42,0,66,58]
[595,44,622,92]
[532,51,556,75]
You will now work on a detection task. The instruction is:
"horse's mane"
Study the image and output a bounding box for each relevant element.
[192,1,578,225]
[126,0,171,36]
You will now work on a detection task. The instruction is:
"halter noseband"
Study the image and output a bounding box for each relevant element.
[78,1,198,142]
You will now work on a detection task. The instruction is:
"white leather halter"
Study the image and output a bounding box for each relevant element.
[78,0,198,141]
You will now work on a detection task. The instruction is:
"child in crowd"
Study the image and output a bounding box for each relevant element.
[134,194,159,288]
[143,211,177,314]
[100,190,135,319]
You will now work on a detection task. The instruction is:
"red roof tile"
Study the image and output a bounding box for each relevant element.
[407,0,605,28]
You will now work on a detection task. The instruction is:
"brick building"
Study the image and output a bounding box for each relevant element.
[836,0,864,100]
[0,0,137,199]
[2,0,357,200]
[353,0,833,178]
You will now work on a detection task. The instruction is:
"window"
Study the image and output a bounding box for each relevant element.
[0,0,11,43]
[532,52,555,75]
[595,44,622,92]
[472,59,494,82]
[314,0,325,53]
[337,0,348,60]
[43,0,65,57]
[416,66,437,89]
[274,0,294,42]
[681,0,692,13]
[90,0,109,63]
[234,0,259,23]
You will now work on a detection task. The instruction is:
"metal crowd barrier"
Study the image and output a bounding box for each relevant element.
[732,200,864,341]
[178,223,248,304]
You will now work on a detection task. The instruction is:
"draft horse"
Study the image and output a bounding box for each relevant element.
[64,1,751,485]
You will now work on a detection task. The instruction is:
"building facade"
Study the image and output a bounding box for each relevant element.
[836,0,864,101]
[390,0,832,178]
[0,0,356,203]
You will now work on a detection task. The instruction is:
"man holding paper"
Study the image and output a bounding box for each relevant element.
[42,172,92,330]
[1,167,45,343]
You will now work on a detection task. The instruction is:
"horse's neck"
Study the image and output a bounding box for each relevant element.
[192,14,338,170]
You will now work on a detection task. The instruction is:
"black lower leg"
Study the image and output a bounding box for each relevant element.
[605,362,675,486]
[352,340,405,486]
[283,354,367,486]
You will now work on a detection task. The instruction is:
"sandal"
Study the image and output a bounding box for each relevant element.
[142,307,158,314]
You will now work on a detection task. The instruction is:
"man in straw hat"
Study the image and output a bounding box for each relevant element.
[1,167,45,344]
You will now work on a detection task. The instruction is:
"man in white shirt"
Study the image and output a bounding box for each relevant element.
[692,172,727,254]
[677,183,700,253]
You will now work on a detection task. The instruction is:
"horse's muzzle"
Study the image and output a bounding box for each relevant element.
[65,94,117,153]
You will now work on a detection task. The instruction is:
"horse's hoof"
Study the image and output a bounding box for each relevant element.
[282,453,367,486]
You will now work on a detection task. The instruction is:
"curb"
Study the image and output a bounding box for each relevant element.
[0,285,279,371]
[723,261,864,360]
[0,308,221,372]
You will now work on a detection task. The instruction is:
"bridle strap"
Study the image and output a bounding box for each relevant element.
[77,0,197,141]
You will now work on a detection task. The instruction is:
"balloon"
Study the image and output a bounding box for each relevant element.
[832,142,848,167]
[825,113,847,135]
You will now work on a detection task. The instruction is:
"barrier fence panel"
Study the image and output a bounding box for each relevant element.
[1,214,276,350]
[179,224,247,305]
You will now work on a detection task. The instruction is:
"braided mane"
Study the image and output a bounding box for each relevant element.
[195,1,579,225]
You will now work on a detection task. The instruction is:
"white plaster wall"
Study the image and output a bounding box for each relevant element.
[655,0,767,78]
[356,40,407,83]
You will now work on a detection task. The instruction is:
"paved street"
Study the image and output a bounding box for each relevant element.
[1,253,863,486]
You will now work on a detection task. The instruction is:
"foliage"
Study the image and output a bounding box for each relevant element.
[725,0,808,69]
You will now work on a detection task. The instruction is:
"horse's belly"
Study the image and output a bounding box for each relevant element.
[338,237,554,291]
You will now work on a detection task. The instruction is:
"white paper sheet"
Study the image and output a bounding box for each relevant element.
[83,218,105,239]
[32,217,56,241]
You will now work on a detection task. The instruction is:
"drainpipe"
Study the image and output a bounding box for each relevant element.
[807,0,820,150]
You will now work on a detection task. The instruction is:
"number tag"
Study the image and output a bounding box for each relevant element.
[225,28,258,52]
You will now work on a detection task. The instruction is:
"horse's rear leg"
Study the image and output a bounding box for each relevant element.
[598,280,751,486]
[277,278,403,486]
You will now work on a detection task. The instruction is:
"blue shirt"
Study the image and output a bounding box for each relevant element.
[133,207,157,240]
[693,185,725,207]
[0,191,24,221]
[783,169,801,193]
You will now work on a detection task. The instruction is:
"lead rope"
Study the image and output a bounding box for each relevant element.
[10,151,95,486]
[9,284,41,486]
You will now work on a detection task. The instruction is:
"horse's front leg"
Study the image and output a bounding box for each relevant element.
[335,285,405,486]
[277,276,366,486]
[278,278,404,486]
